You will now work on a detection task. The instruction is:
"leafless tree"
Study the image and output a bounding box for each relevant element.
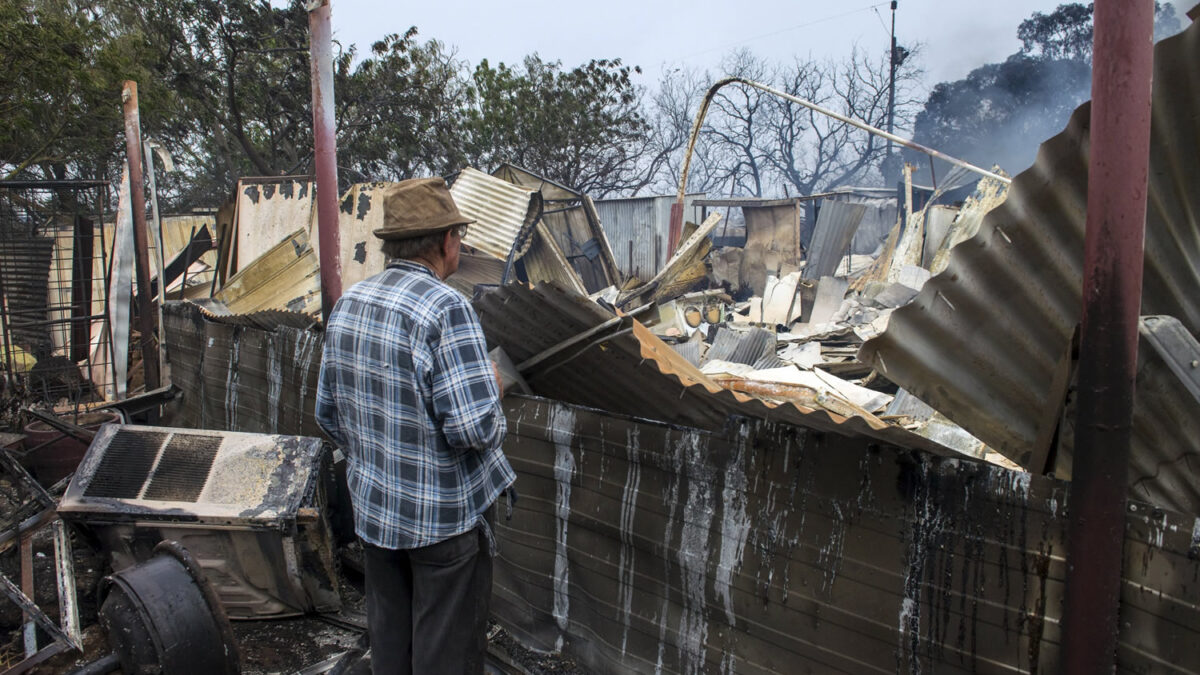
[642,45,922,198]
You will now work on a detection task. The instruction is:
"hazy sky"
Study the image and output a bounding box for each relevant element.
[320,1,1191,94]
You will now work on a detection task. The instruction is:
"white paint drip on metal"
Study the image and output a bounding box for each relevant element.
[293,330,319,406]
[266,337,282,432]
[549,404,577,649]
[818,502,847,596]
[655,429,686,675]
[225,337,240,428]
[715,427,750,627]
[898,597,917,637]
[618,426,642,655]
[675,431,715,675]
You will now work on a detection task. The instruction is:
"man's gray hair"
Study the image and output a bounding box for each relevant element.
[380,225,468,261]
[381,231,444,261]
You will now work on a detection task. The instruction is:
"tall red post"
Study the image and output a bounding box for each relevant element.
[121,81,161,392]
[308,0,341,321]
[1062,1,1155,673]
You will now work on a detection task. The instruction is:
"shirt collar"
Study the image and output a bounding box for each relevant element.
[388,258,438,278]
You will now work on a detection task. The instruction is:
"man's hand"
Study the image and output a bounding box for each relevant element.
[492,361,505,398]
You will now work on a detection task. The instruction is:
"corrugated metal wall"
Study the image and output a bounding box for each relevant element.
[495,395,1200,674]
[594,194,704,281]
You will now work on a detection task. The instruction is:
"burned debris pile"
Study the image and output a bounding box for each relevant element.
[0,16,1197,675]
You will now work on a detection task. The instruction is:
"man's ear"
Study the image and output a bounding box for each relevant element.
[441,228,456,257]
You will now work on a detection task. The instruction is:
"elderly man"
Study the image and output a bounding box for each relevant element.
[315,177,515,674]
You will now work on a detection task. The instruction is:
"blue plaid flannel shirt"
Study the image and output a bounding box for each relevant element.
[315,260,515,550]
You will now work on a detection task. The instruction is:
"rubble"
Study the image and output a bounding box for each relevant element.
[2,16,1200,670]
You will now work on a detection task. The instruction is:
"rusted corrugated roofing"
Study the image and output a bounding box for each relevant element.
[450,168,542,261]
[474,283,952,455]
[860,20,1200,482]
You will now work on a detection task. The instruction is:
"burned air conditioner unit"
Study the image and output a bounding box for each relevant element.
[58,425,340,619]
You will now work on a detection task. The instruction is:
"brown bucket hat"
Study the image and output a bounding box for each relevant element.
[373,177,475,240]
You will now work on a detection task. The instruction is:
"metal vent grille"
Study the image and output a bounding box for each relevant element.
[142,435,221,502]
[83,430,166,499]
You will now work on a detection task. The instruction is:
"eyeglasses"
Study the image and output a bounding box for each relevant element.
[454,224,469,238]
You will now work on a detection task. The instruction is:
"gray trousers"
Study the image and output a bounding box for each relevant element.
[362,521,493,675]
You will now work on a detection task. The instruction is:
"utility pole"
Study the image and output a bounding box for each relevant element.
[886,1,897,158]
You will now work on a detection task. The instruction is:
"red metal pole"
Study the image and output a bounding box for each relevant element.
[121,81,160,392]
[1062,1,1154,673]
[308,0,341,321]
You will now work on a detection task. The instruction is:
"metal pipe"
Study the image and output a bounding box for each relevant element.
[1061,1,1155,673]
[307,0,341,322]
[886,0,897,157]
[142,140,168,378]
[674,77,1009,211]
[120,81,160,393]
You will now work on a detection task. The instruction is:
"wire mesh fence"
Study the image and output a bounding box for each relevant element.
[0,181,114,419]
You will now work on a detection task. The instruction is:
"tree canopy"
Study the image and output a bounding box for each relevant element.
[908,2,1180,176]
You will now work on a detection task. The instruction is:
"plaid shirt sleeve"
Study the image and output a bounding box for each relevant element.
[431,297,505,452]
[314,343,344,447]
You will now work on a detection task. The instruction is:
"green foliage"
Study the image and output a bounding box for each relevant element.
[0,0,166,181]
[465,56,650,196]
[337,29,468,183]
[910,2,1182,176]
[2,0,655,207]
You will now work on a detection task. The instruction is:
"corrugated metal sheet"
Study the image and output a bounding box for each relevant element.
[492,163,580,202]
[521,222,589,295]
[804,201,868,280]
[593,193,705,280]
[446,252,505,299]
[821,193,899,255]
[0,238,55,357]
[921,205,959,268]
[1053,316,1200,515]
[617,213,721,308]
[670,339,703,367]
[161,301,324,437]
[213,229,321,317]
[495,394,1200,674]
[231,177,314,274]
[860,21,1200,491]
[474,282,952,455]
[705,326,775,365]
[450,168,541,262]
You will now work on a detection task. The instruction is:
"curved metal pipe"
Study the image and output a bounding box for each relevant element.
[668,76,1012,253]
